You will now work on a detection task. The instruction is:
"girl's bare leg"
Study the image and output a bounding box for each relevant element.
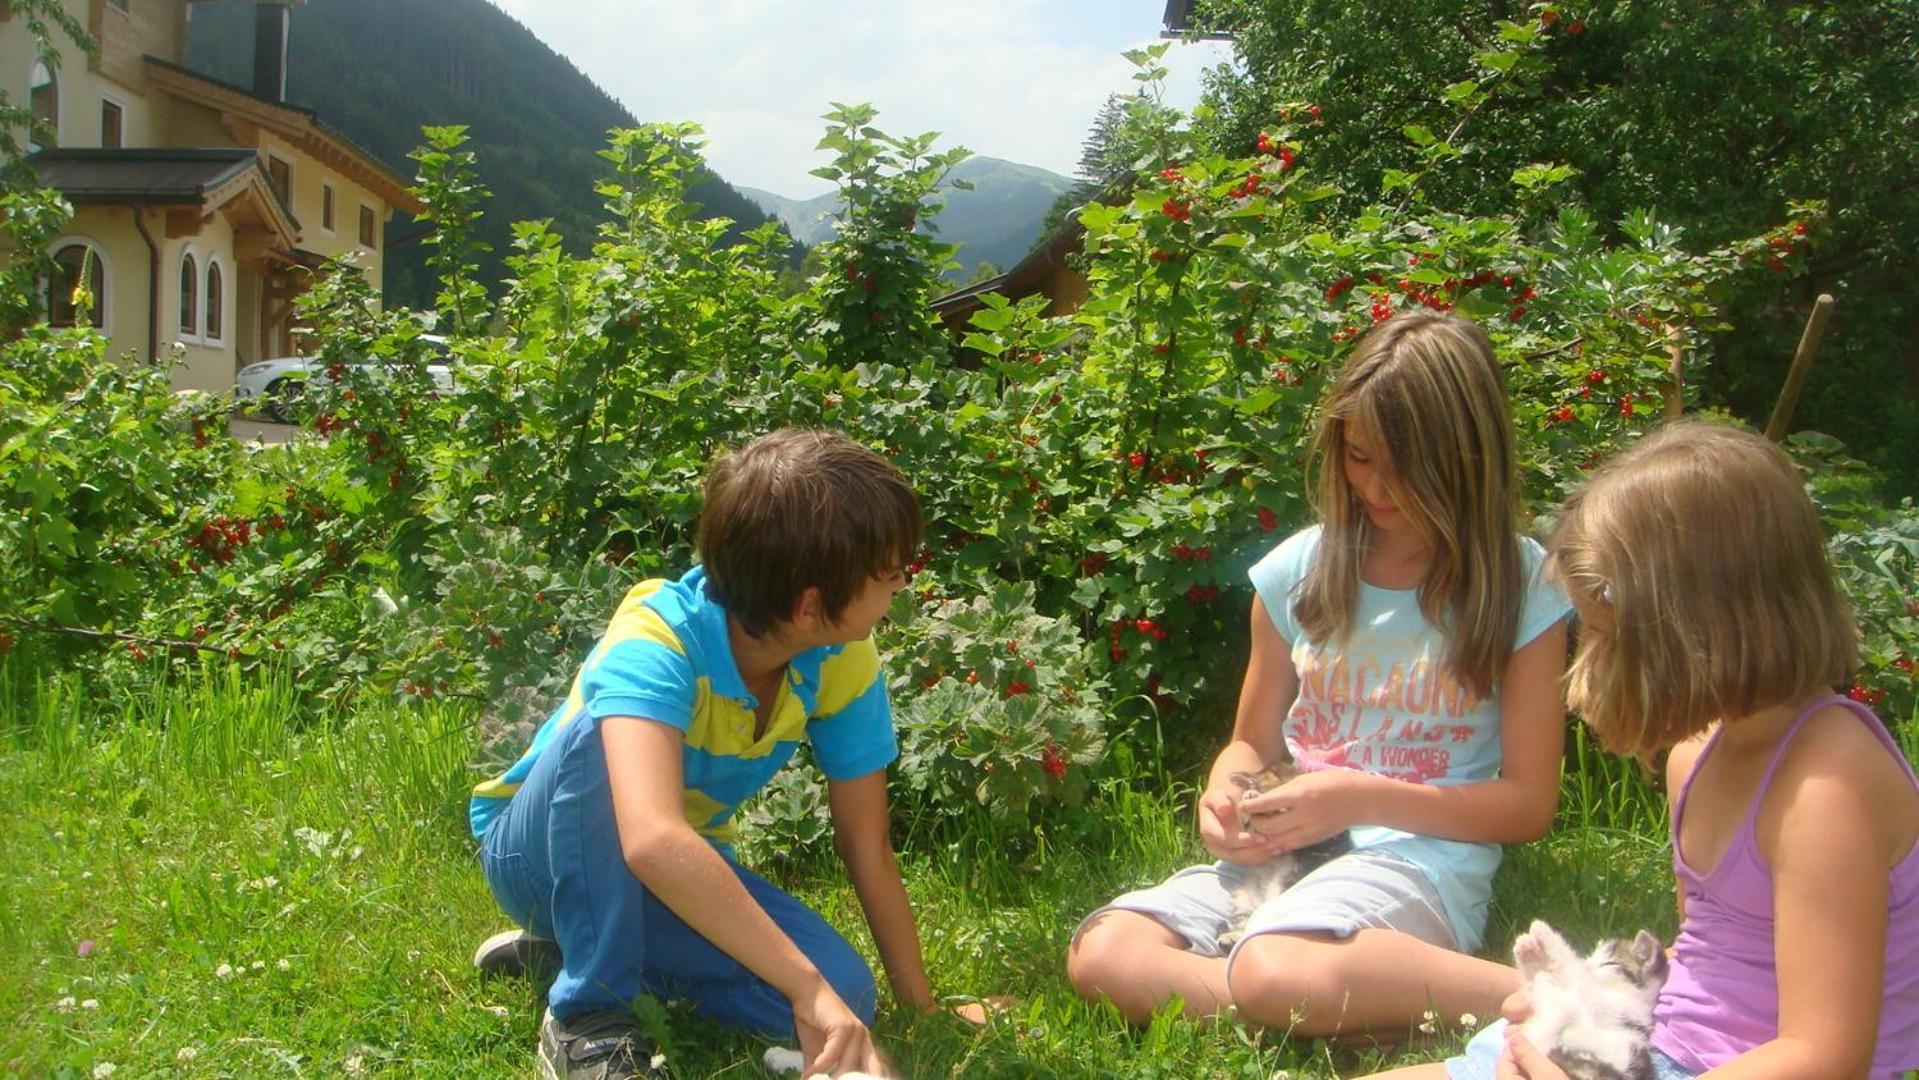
[1066,909,1235,1022]
[1229,928,1518,1038]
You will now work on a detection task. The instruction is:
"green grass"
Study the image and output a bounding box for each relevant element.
[1,663,1673,1078]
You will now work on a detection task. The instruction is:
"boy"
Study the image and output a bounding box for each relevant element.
[469,429,929,1079]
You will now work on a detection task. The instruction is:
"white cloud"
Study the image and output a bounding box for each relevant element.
[486,0,1231,197]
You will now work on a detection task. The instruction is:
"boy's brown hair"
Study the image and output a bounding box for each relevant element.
[1547,421,1856,757]
[698,428,922,638]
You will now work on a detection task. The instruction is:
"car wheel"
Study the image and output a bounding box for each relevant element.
[265,377,304,424]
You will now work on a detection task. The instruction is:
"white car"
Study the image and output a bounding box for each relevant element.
[235,336,452,422]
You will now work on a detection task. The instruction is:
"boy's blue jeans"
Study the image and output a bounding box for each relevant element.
[477,712,877,1034]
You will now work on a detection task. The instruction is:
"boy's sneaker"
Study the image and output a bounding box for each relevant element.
[538,1008,657,1079]
[473,928,561,982]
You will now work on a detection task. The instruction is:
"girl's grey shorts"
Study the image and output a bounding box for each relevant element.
[1074,847,1458,973]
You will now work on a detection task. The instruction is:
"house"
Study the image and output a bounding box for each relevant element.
[3,0,423,393]
[930,214,1089,335]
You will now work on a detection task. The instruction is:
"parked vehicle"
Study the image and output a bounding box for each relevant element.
[234,336,451,422]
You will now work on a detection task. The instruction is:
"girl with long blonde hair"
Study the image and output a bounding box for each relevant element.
[1068,311,1572,1036]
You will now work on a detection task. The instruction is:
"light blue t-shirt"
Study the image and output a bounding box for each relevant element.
[1247,526,1571,951]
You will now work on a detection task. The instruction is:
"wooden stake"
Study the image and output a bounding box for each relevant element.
[1663,324,1685,420]
[1765,293,1836,443]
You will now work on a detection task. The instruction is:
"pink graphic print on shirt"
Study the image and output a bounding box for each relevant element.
[1286,649,1481,785]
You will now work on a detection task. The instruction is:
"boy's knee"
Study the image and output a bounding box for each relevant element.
[816,938,878,1024]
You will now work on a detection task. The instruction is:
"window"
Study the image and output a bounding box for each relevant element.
[266,155,291,203]
[29,58,57,149]
[204,260,224,342]
[100,98,122,149]
[321,182,335,232]
[178,253,198,338]
[48,244,104,328]
[358,204,377,248]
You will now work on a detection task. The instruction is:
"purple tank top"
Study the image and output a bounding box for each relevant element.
[1652,696,1919,1077]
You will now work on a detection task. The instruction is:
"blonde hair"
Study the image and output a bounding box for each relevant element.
[1295,311,1522,700]
[1547,421,1856,756]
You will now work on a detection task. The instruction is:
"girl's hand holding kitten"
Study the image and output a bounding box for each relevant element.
[1198,786,1286,864]
[1496,1029,1569,1080]
[1237,770,1367,851]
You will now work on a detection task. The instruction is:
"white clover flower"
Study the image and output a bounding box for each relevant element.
[277,958,292,972]
[215,963,234,979]
[54,996,76,1013]
[250,960,265,971]
[344,1054,365,1075]
[1460,1012,1479,1028]
[91,1065,116,1079]
[484,1005,509,1019]
[176,1047,199,1063]
[80,998,99,1010]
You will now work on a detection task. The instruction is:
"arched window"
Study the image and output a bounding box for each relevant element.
[48,243,104,328]
[204,260,224,343]
[178,252,198,338]
[29,58,58,150]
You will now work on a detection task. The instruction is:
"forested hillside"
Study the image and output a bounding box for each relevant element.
[744,155,1075,280]
[185,0,784,308]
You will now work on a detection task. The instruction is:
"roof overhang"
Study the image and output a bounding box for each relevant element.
[31,148,302,253]
[143,56,425,215]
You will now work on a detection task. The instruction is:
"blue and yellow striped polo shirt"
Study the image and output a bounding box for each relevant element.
[468,566,897,844]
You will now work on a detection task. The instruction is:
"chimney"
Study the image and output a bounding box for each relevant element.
[252,1,291,103]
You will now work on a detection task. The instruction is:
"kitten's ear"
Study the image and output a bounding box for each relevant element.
[1228,771,1257,792]
[1631,929,1667,977]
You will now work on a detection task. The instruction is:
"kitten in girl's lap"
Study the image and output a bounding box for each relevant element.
[1513,920,1668,1080]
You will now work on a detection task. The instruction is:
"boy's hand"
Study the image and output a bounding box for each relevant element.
[1198,786,1276,865]
[945,994,1018,1025]
[793,981,893,1078]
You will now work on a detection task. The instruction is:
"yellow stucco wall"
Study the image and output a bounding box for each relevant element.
[5,1,170,150]
[48,204,150,365]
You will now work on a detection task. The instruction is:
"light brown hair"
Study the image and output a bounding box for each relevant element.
[698,428,922,638]
[1294,311,1522,700]
[1547,421,1856,756]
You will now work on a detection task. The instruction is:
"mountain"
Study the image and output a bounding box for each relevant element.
[183,0,784,309]
[744,156,1076,279]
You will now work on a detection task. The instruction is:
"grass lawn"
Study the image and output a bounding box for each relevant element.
[1,662,1674,1078]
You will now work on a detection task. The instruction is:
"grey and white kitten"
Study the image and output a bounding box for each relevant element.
[1513,919,1669,1080]
[1216,761,1353,950]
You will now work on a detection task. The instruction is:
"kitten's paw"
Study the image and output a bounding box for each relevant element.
[1217,931,1242,951]
[1512,928,1547,972]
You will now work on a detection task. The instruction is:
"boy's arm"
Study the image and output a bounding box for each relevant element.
[827,769,934,1011]
[602,716,886,1076]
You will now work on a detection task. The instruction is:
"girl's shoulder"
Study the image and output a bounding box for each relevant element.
[1249,524,1323,583]
[1759,701,1919,863]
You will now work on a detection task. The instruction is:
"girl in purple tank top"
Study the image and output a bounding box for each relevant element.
[1365,422,1918,1080]
[1522,423,1919,1078]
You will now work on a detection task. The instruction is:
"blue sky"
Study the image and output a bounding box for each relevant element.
[484,1,1234,198]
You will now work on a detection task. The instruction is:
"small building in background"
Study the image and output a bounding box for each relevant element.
[3,0,422,391]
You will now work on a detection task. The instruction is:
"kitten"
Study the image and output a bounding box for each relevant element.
[1216,761,1353,950]
[1512,919,1669,1080]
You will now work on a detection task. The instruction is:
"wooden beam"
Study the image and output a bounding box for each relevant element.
[233,228,280,266]
[164,207,206,239]
[1765,294,1837,442]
